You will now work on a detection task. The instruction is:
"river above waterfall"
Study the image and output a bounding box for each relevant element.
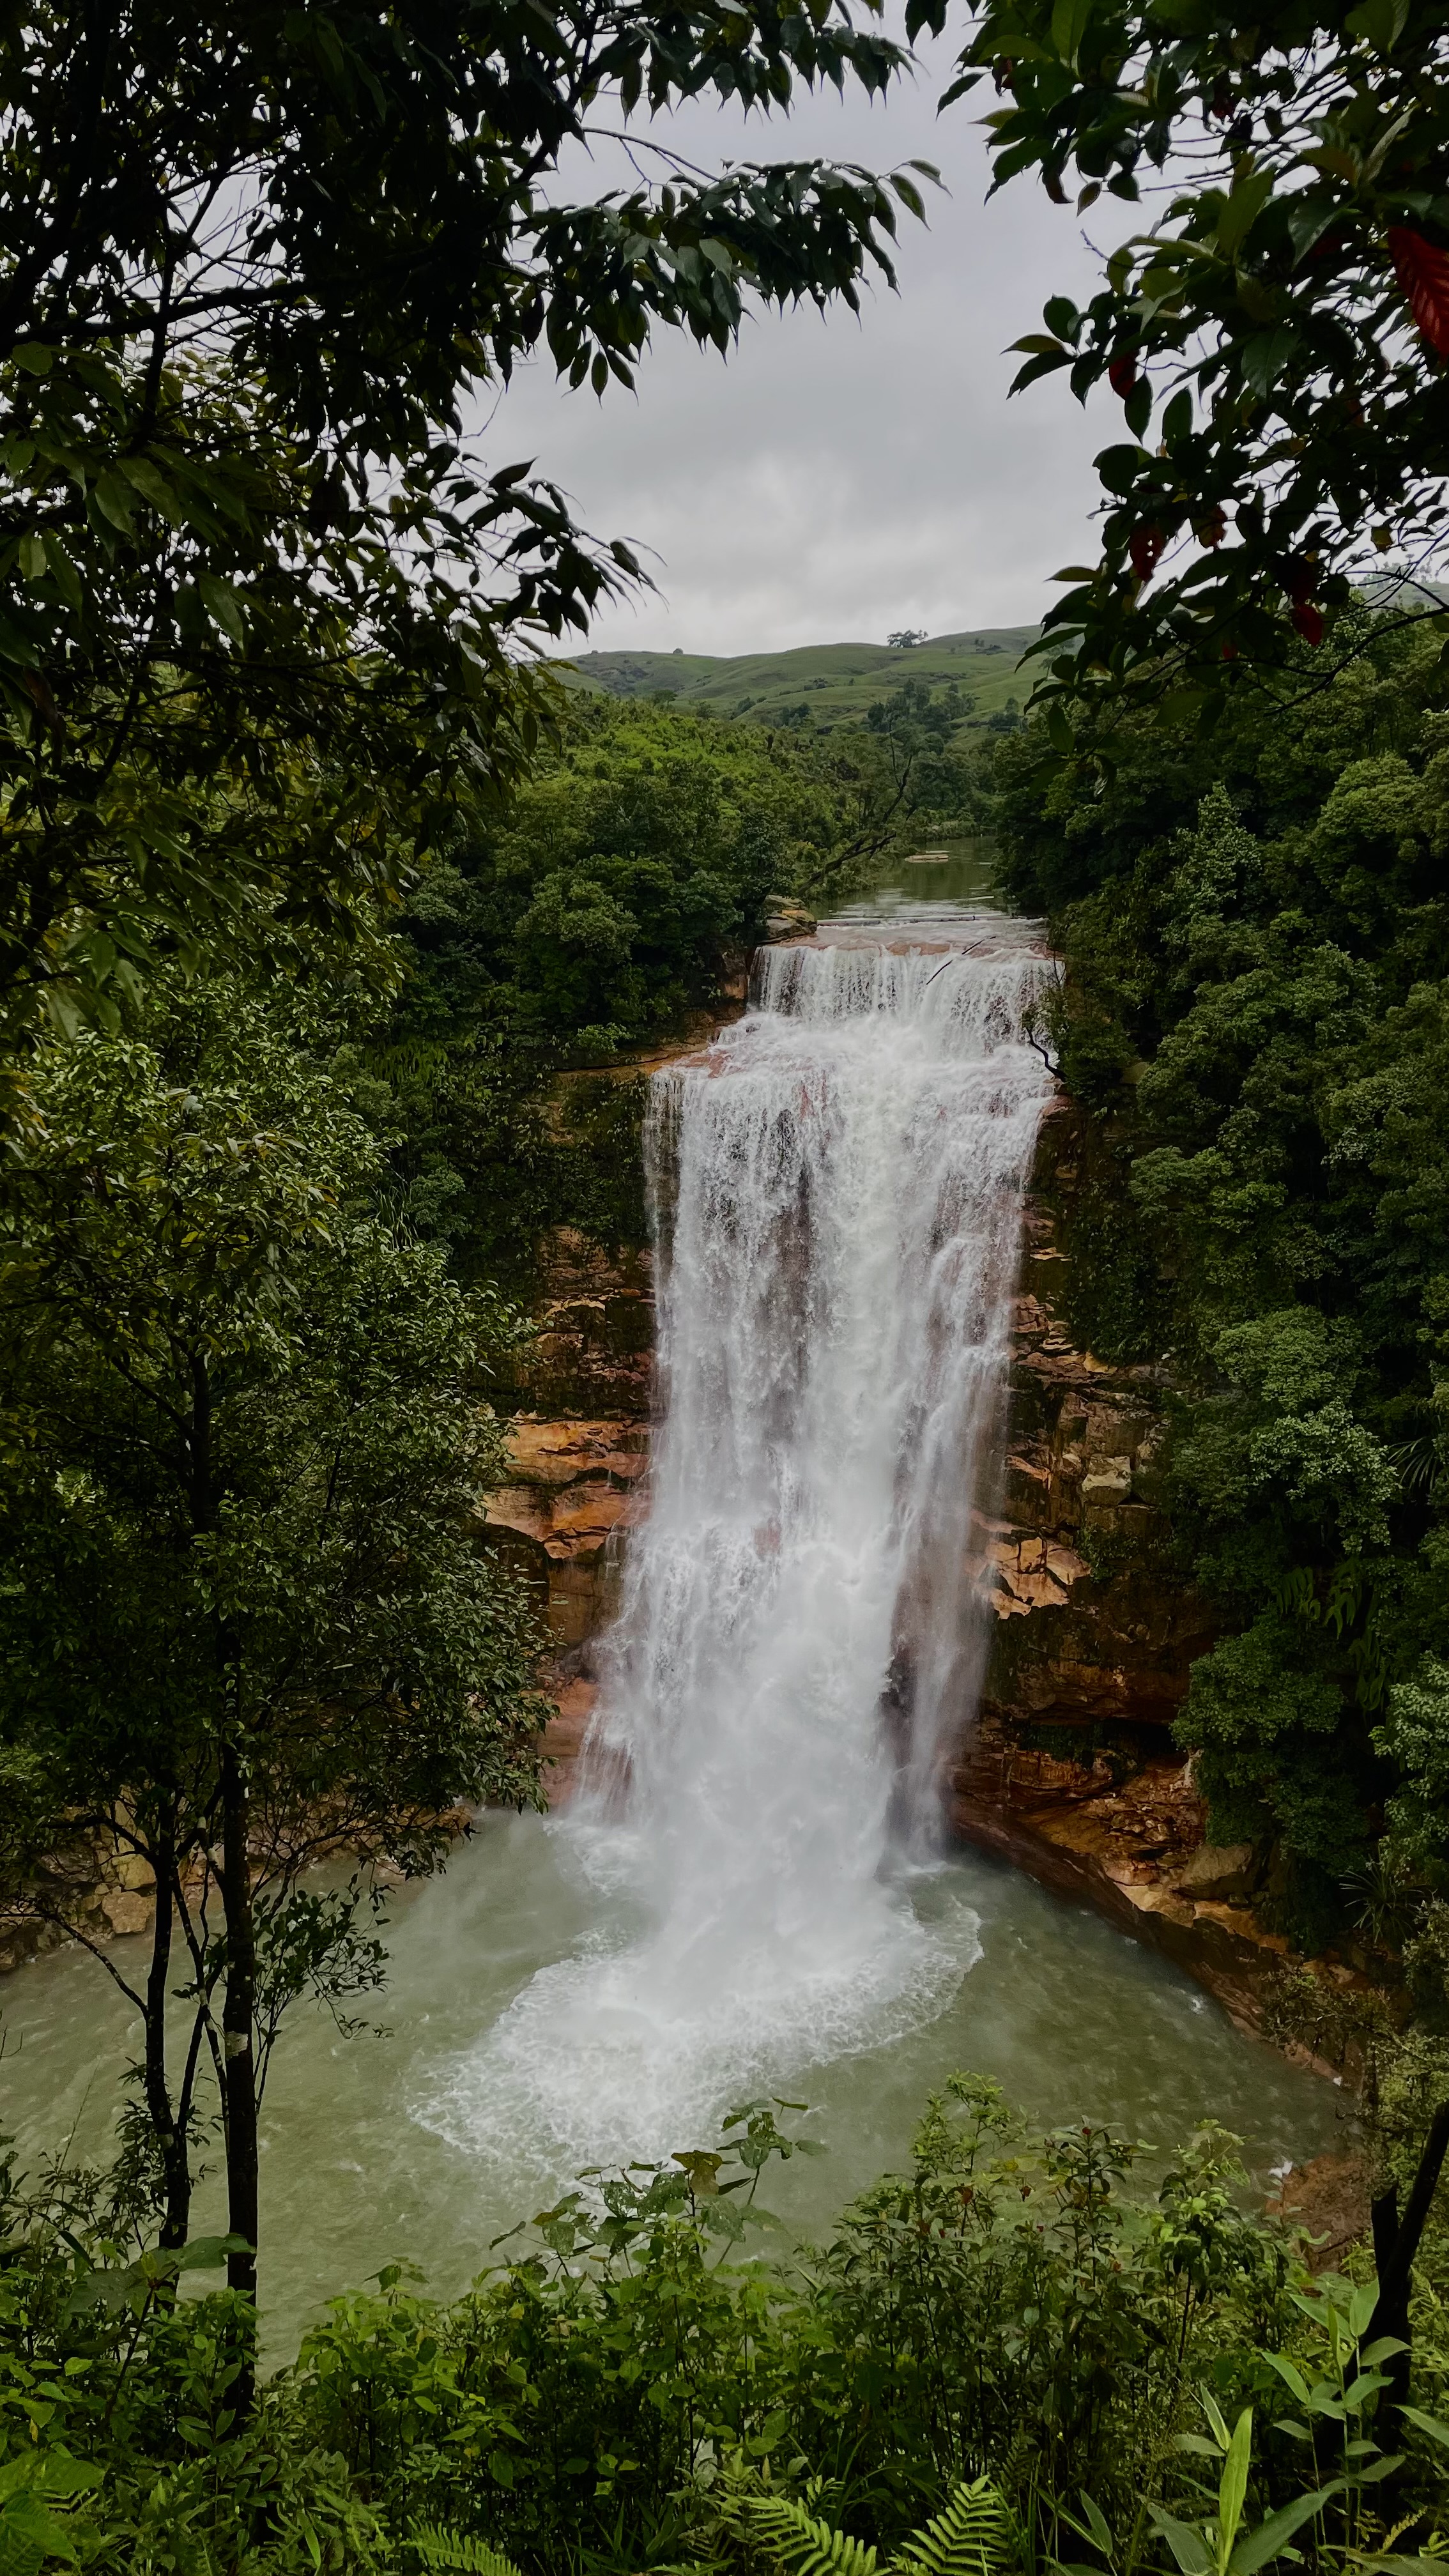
[0,867,1349,2349]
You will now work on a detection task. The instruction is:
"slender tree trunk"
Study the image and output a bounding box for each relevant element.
[188,1349,260,2326]
[142,1810,192,2249]
[220,1737,259,2331]
[1365,2100,1449,2429]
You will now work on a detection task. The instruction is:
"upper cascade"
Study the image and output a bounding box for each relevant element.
[752,922,1053,1044]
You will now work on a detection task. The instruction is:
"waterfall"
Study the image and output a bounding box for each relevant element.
[424,918,1055,2172]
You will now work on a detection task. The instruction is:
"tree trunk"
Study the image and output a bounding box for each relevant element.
[142,1812,192,2249]
[220,1736,259,2333]
[1365,2100,1449,2431]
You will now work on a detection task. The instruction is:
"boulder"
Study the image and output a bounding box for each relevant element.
[1266,2152,1372,2271]
[1175,1841,1259,1900]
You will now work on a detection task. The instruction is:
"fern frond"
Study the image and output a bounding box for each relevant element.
[408,2525,526,2576]
[744,2492,881,2576]
[893,2478,1013,2576]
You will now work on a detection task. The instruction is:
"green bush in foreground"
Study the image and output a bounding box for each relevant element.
[3,2078,1448,2576]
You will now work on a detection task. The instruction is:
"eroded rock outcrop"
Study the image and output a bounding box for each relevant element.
[477,1413,649,1643]
[967,1101,1216,1740]
[943,1102,1321,2026]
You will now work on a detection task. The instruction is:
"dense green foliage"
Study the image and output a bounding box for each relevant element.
[0,0,930,1043]
[917,0,1449,710]
[4,2078,1446,2576]
[995,613,1449,1943]
[376,696,931,1284]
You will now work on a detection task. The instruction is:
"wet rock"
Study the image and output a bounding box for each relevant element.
[540,1678,599,1806]
[1176,1841,1259,1901]
[1266,2152,1371,2271]
[762,897,817,941]
[477,1416,650,1650]
[948,1740,1303,2027]
[973,1098,1215,1744]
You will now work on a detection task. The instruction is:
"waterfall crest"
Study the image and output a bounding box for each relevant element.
[424,918,1055,2170]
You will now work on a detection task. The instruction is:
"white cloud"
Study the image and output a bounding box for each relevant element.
[481,24,1122,657]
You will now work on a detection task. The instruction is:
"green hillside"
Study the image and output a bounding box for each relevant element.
[557,624,1039,730]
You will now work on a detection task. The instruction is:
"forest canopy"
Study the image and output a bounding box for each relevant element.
[995,610,1449,1945]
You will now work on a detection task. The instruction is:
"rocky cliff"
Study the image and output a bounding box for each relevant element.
[480,1061,1324,2021]
[942,1099,1326,2023]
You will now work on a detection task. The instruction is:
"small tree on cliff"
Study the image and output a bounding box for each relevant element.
[0,980,546,2308]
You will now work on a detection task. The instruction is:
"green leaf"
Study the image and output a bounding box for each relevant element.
[1400,2403,1449,2449]
[1347,2280,1377,2339]
[1124,377,1153,438]
[1162,388,1193,446]
[1080,2494,1114,2555]
[197,574,245,647]
[1241,329,1298,397]
[1050,0,1094,68]
[1227,2487,1340,2575]
[1216,165,1274,258]
[91,470,136,532]
[1147,2508,1213,2576]
[1216,2409,1252,2572]
[41,532,82,609]
[1200,2392,1232,2451]
[1345,0,1409,49]
[119,456,185,523]
[176,2233,250,2272]
[1263,2353,1310,2406]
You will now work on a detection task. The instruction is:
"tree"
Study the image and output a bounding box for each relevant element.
[373,695,861,1282]
[991,617,1449,1942]
[916,0,1449,719]
[0,981,547,2320]
[0,2,933,1039]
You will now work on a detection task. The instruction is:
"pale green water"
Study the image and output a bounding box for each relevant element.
[1,1815,1346,2354]
[831,838,1002,926]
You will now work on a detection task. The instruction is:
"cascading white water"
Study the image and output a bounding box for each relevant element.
[423,917,1055,2171]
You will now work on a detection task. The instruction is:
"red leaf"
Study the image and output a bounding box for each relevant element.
[1128,523,1166,580]
[1108,351,1138,397]
[1291,599,1324,646]
[1388,226,1449,357]
[1195,507,1227,549]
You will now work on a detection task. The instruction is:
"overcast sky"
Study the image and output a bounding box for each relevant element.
[483,20,1119,659]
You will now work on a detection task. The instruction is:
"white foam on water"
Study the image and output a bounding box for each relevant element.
[418,920,1055,2175]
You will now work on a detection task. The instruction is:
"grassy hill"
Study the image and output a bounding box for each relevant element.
[556,625,1039,731]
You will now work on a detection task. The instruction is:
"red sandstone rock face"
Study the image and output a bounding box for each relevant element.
[475,1410,632,1802]
[540,1676,599,1805]
[476,1416,650,1654]
[973,1123,1217,1740]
